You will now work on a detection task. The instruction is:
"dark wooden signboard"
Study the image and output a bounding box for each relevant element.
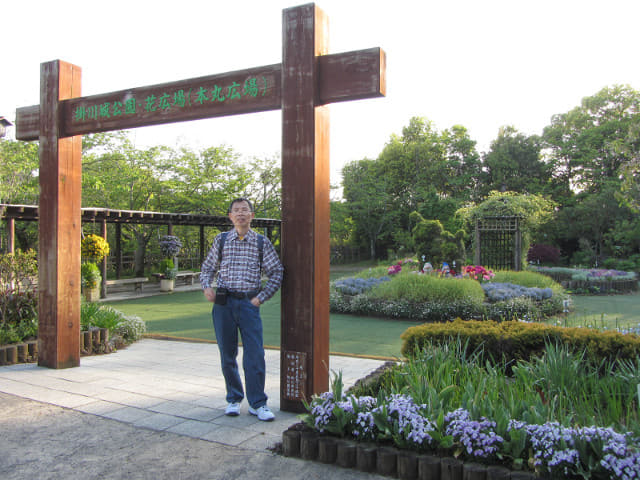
[16,3,385,412]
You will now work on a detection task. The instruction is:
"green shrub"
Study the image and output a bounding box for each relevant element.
[114,315,146,342]
[0,250,38,332]
[81,302,146,344]
[157,258,176,279]
[81,262,101,289]
[401,318,640,367]
[353,265,391,279]
[371,273,485,305]
[81,302,123,331]
[492,270,560,289]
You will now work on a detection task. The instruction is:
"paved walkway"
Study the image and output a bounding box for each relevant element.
[0,339,385,452]
[99,279,203,302]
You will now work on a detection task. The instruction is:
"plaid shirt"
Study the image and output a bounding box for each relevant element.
[200,228,283,303]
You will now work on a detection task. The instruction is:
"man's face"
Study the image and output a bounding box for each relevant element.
[228,201,255,228]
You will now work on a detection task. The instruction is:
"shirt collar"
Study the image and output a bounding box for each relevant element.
[228,228,256,242]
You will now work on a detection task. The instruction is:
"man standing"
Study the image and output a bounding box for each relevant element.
[200,198,284,421]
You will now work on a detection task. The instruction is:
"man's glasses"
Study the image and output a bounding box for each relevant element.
[230,208,252,214]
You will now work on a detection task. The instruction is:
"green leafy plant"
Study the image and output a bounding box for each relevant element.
[81,302,121,331]
[157,258,176,279]
[81,262,101,289]
[0,250,38,343]
[113,315,146,342]
[81,301,146,343]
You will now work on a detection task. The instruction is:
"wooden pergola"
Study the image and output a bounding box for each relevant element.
[13,3,385,412]
[1,203,280,296]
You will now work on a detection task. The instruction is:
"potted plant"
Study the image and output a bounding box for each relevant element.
[81,262,102,302]
[82,234,110,263]
[81,234,110,301]
[159,235,182,270]
[158,259,177,292]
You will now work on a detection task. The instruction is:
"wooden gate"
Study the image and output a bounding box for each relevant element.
[474,216,522,271]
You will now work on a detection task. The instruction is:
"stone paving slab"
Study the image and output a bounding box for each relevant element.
[0,338,385,451]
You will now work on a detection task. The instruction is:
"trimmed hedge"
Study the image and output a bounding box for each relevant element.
[400,318,640,366]
[491,270,562,289]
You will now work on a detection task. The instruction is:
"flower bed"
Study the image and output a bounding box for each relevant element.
[298,343,640,479]
[330,264,567,322]
[530,266,638,295]
[301,391,640,479]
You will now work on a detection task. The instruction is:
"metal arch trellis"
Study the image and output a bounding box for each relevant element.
[473,216,522,271]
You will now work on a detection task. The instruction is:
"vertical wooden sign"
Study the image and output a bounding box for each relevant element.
[38,60,83,368]
[280,4,331,412]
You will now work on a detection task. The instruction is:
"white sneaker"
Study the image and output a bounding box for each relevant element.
[225,402,241,416]
[249,405,275,421]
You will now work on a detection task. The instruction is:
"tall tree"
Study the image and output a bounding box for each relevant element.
[481,126,549,197]
[245,155,282,220]
[342,159,397,259]
[377,117,448,214]
[161,144,252,216]
[442,124,482,201]
[0,139,40,250]
[543,85,640,201]
[616,118,640,212]
[0,139,39,207]
[81,133,253,275]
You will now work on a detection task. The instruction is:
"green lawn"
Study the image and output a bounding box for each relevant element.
[104,268,640,359]
[105,289,416,359]
[548,291,640,330]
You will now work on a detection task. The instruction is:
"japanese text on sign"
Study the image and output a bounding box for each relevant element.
[284,350,307,401]
[72,76,269,122]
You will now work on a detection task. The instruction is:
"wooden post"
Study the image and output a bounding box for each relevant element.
[115,223,122,279]
[199,225,205,266]
[100,219,108,298]
[38,60,82,369]
[474,219,481,265]
[514,217,522,271]
[280,3,331,412]
[7,217,15,254]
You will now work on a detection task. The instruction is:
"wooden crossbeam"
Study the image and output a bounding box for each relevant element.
[16,48,385,141]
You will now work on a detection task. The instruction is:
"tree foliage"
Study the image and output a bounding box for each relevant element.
[410,211,465,266]
[456,191,556,242]
[481,126,549,197]
[543,85,640,199]
[342,158,397,259]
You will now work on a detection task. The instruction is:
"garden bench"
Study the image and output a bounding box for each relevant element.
[174,271,200,285]
[105,277,148,294]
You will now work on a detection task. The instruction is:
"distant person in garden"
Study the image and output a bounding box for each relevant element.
[200,198,284,422]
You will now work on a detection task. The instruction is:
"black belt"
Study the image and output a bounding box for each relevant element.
[227,290,259,299]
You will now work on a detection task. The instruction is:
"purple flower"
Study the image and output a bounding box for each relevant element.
[602,452,640,479]
[444,409,503,459]
[373,394,436,447]
[159,235,183,257]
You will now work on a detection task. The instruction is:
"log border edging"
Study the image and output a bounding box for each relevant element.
[281,426,538,480]
[0,328,112,366]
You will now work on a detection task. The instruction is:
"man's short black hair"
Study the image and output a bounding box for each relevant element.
[228,197,254,213]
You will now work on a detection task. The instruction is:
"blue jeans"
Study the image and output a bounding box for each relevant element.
[212,297,267,409]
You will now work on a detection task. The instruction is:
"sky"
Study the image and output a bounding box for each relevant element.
[2,0,639,188]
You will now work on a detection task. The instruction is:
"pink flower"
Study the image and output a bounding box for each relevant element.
[388,264,402,275]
